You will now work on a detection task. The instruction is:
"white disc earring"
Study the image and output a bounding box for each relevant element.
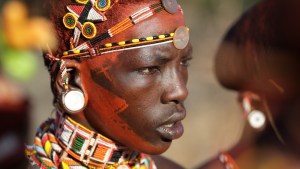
[247,110,266,129]
[62,89,85,113]
[243,95,266,129]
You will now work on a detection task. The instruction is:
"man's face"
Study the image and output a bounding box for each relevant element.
[79,2,192,154]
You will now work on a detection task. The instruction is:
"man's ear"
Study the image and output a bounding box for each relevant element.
[53,59,88,113]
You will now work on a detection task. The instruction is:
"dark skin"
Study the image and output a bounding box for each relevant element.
[54,1,191,168]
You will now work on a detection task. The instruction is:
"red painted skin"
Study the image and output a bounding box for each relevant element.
[58,1,192,156]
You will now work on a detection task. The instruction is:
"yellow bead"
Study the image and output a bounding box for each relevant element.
[170,33,175,37]
[159,35,165,39]
[45,141,52,156]
[61,162,70,169]
[75,0,88,4]
[140,166,147,169]
[74,50,80,54]
[146,37,154,41]
[118,41,126,45]
[63,51,68,56]
[132,39,140,43]
[105,43,112,47]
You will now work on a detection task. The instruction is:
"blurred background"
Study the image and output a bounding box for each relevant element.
[0,0,259,168]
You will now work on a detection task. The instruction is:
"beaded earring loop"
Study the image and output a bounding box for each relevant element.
[58,60,86,113]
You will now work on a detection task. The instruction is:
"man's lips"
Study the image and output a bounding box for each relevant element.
[156,111,186,141]
[157,121,184,141]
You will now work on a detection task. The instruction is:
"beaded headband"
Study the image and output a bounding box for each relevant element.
[58,0,189,59]
[47,0,190,93]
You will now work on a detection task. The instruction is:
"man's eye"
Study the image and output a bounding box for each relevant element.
[180,58,192,67]
[138,66,160,75]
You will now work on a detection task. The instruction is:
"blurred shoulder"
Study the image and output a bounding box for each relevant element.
[196,156,224,169]
[150,155,184,169]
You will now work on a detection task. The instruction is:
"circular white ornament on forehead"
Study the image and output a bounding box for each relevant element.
[162,0,178,14]
[173,26,189,49]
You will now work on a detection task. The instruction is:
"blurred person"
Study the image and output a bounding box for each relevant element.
[0,0,55,168]
[0,72,29,169]
[0,67,30,168]
[25,0,192,168]
[197,0,300,169]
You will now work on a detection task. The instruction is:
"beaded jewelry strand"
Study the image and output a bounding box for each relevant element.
[219,152,240,169]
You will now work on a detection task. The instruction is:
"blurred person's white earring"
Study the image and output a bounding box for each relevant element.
[243,95,266,129]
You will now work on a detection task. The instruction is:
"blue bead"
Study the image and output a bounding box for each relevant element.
[99,0,107,7]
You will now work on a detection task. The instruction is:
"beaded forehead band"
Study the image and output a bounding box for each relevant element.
[61,26,189,58]
[58,0,190,59]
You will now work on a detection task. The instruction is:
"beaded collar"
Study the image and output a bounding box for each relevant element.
[219,152,240,169]
[26,110,157,169]
[55,110,154,168]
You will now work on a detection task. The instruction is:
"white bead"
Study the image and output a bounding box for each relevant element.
[248,110,266,129]
[116,165,130,169]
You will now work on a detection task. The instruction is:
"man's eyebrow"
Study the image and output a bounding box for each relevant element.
[155,54,173,64]
[133,53,171,65]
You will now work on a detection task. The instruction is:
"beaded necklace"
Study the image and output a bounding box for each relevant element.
[26,110,157,169]
[219,152,240,169]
